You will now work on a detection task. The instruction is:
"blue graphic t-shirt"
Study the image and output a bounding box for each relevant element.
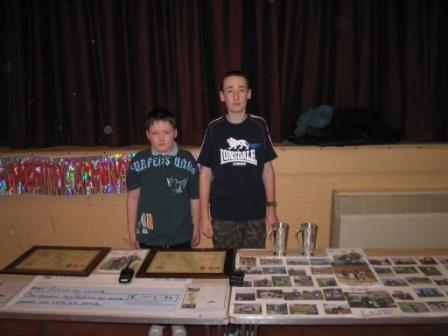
[126,145,199,246]
[198,115,277,221]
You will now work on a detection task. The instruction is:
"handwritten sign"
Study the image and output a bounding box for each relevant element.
[10,283,183,313]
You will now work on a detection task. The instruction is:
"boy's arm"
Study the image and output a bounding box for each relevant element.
[190,199,200,247]
[126,188,141,249]
[199,166,214,238]
[263,161,279,231]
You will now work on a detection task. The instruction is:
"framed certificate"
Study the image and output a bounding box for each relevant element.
[1,245,110,277]
[136,248,233,278]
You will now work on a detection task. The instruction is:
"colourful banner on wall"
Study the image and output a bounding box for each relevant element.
[0,153,135,196]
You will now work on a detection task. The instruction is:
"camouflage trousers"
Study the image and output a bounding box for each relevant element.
[212,218,266,249]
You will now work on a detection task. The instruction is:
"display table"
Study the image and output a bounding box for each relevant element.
[0,249,230,336]
[229,248,448,336]
[2,247,448,336]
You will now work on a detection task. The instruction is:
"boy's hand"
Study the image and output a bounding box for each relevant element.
[266,208,279,231]
[200,217,214,238]
[129,239,140,249]
[191,227,201,247]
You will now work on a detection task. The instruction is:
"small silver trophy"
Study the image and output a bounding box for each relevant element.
[295,222,318,256]
[269,222,289,256]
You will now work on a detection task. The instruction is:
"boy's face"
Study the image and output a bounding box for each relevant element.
[146,120,177,155]
[220,75,251,114]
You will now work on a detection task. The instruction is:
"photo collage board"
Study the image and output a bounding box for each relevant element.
[230,248,448,319]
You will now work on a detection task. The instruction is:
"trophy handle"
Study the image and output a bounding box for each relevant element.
[295,228,303,247]
[268,226,276,247]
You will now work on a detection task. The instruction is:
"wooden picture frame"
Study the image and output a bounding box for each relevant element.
[136,248,233,278]
[1,245,110,277]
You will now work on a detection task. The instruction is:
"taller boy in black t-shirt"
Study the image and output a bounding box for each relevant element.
[198,70,279,249]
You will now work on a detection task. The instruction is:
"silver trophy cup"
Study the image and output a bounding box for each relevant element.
[269,222,289,256]
[295,222,318,256]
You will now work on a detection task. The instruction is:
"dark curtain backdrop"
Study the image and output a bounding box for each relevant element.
[1,0,447,148]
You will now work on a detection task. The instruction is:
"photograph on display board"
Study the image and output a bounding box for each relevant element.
[414,288,444,298]
[293,275,314,287]
[233,303,262,315]
[286,257,309,265]
[381,278,409,287]
[238,256,257,269]
[310,266,334,275]
[316,277,338,287]
[301,289,324,300]
[433,278,448,286]
[272,275,292,287]
[427,301,448,312]
[323,288,345,301]
[327,248,368,265]
[332,263,378,286]
[323,303,352,315]
[398,302,431,313]
[262,266,287,274]
[287,267,307,276]
[283,290,301,300]
[235,291,256,301]
[406,277,432,285]
[309,257,331,265]
[266,303,288,315]
[393,266,419,274]
[96,249,148,274]
[259,258,283,266]
[418,266,443,276]
[368,258,392,265]
[344,289,397,309]
[373,266,394,276]
[417,257,438,265]
[391,257,417,265]
[256,289,283,299]
[390,290,415,301]
[288,303,318,315]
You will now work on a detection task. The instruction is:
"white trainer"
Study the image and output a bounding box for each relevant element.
[171,325,187,336]
[148,325,165,336]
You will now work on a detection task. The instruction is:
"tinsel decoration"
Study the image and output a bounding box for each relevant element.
[0,153,135,196]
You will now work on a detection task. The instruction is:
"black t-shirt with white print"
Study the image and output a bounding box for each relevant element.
[198,114,277,221]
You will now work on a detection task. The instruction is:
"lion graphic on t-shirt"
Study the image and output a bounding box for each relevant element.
[227,137,249,150]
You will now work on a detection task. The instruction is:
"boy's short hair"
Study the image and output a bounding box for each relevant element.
[145,108,177,130]
[221,70,251,90]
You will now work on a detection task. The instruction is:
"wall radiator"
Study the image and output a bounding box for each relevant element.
[331,191,448,248]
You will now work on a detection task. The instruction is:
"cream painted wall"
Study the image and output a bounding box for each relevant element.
[1,144,448,268]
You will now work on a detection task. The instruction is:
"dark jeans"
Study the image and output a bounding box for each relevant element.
[139,241,191,249]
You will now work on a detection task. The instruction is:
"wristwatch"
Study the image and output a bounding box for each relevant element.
[266,201,277,208]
